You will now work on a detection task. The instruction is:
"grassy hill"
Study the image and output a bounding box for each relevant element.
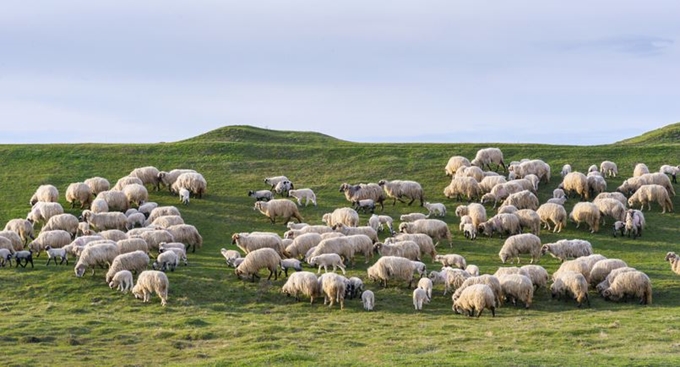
[1,126,679,366]
[616,122,680,145]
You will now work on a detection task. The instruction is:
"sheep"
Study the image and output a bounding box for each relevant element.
[384,233,437,261]
[553,188,566,199]
[535,203,567,233]
[520,265,549,291]
[232,233,284,256]
[321,207,358,228]
[4,219,35,245]
[339,182,386,212]
[158,169,197,191]
[452,275,503,308]
[514,209,541,235]
[424,202,446,217]
[283,233,323,259]
[152,250,179,272]
[452,284,497,317]
[560,164,572,177]
[552,258,592,283]
[443,177,482,202]
[440,268,471,295]
[372,241,421,261]
[108,270,134,293]
[136,202,158,219]
[65,182,93,209]
[560,172,589,200]
[42,244,67,266]
[399,213,428,223]
[158,245,188,266]
[399,219,452,247]
[617,173,675,197]
[134,230,174,253]
[378,179,424,206]
[309,253,346,274]
[149,215,185,229]
[471,147,506,172]
[307,237,356,266]
[299,225,334,235]
[74,241,119,277]
[587,174,607,199]
[95,190,129,212]
[569,202,601,233]
[287,188,317,207]
[434,254,467,269]
[29,184,59,205]
[515,159,551,183]
[551,270,590,307]
[39,213,78,238]
[122,183,148,208]
[144,206,181,226]
[498,273,534,308]
[264,175,289,189]
[417,277,433,301]
[596,267,638,295]
[595,192,628,207]
[248,189,273,202]
[361,290,375,311]
[627,184,673,213]
[624,209,645,239]
[633,163,649,177]
[367,256,417,288]
[27,202,64,225]
[499,233,542,264]
[444,156,471,176]
[99,229,129,242]
[27,229,72,257]
[254,199,304,225]
[0,230,23,251]
[600,161,618,178]
[462,222,476,241]
[279,258,303,278]
[589,259,628,288]
[345,277,365,300]
[129,166,161,191]
[612,220,626,237]
[13,250,34,268]
[344,234,374,264]
[117,238,149,255]
[132,270,169,306]
[602,270,652,305]
[63,235,104,256]
[84,176,110,195]
[164,224,202,253]
[352,199,375,213]
[455,166,485,182]
[235,247,282,282]
[318,272,347,309]
[90,198,109,214]
[81,210,127,232]
[660,164,680,183]
[540,239,592,262]
[171,172,207,199]
[479,175,507,194]
[665,252,680,275]
[368,214,394,234]
[105,250,150,282]
[455,203,487,229]
[281,271,322,304]
[592,197,626,226]
[413,288,428,311]
[478,213,521,238]
[125,213,147,230]
[273,180,294,197]
[500,190,539,211]
[112,176,144,192]
[332,223,378,243]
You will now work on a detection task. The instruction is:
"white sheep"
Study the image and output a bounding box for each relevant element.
[378,179,424,206]
[424,202,446,217]
[627,184,673,213]
[352,199,375,213]
[74,241,119,277]
[665,252,680,275]
[105,250,150,282]
[287,188,317,207]
[307,237,356,266]
[281,271,322,304]
[29,184,59,205]
[417,277,433,301]
[515,159,551,183]
[587,174,607,199]
[368,214,394,234]
[596,267,638,295]
[322,207,358,228]
[150,215,185,229]
[273,180,294,197]
[176,188,190,205]
[117,238,150,255]
[443,177,482,202]
[602,270,652,305]
[264,175,289,189]
[318,272,347,309]
[42,213,79,238]
[413,288,428,311]
[135,230,174,252]
[479,175,507,194]
[248,189,273,202]
[112,176,144,191]
[232,232,284,256]
[478,213,521,238]
[499,233,542,264]
[44,245,68,266]
[108,270,134,293]
[560,172,589,200]
[373,241,421,261]
[535,203,567,233]
[125,213,147,230]
[81,210,127,232]
[471,147,506,172]
[152,250,179,272]
[455,166,485,182]
[27,202,64,225]
[254,199,304,225]
[361,290,375,311]
[569,202,600,233]
[132,270,169,306]
[166,224,203,253]
[332,223,378,243]
[171,172,207,199]
[279,258,303,278]
[27,229,72,257]
[309,253,346,274]
[500,190,539,211]
[540,239,592,262]
[633,163,650,177]
[399,219,452,247]
[65,182,93,209]
[95,190,129,212]
[90,198,109,214]
[551,270,590,307]
[498,273,534,308]
[452,284,497,317]
[444,155,471,176]
[367,256,417,288]
[235,247,282,282]
[600,161,618,178]
[520,264,549,290]
[454,203,487,229]
[158,169,196,191]
[84,176,111,195]
[338,182,386,212]
[284,233,323,259]
[129,166,161,191]
[0,230,23,251]
[588,259,628,288]
[399,213,428,223]
[434,254,467,269]
[560,164,572,177]
[384,233,437,261]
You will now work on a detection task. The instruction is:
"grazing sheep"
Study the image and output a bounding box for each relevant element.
[443,177,483,202]
[455,203,487,229]
[439,268,471,295]
[596,267,638,295]
[499,233,542,264]
[281,271,322,304]
[464,264,480,277]
[307,236,356,266]
[84,177,111,195]
[399,219,452,247]
[344,277,365,300]
[171,172,207,199]
[109,270,134,293]
[90,198,109,214]
[254,199,304,225]
[417,277,433,301]
[235,247,282,282]
[232,232,284,256]
[345,234,375,264]
[595,192,627,207]
[627,184,673,213]
[569,202,601,233]
[322,207,358,228]
[106,251,150,282]
[478,213,521,238]
[368,214,394,234]
[288,188,317,207]
[660,164,679,183]
[434,254,467,269]
[129,166,161,191]
[560,164,572,177]
[164,224,202,253]
[42,213,79,238]
[600,161,618,178]
[125,213,147,230]
[413,288,428,311]
[309,253,346,274]
[279,258,303,278]
[352,199,375,213]
[378,179,424,206]
[535,203,567,233]
[74,241,119,277]
[27,202,64,225]
[284,233,323,259]
[552,258,592,283]
[540,239,593,262]
[453,275,502,309]
[553,188,566,199]
[135,230,174,253]
[514,209,541,235]
[13,250,34,268]
[452,284,497,317]
[445,156,471,176]
[120,183,148,208]
[424,202,446,217]
[592,198,626,226]
[248,189,273,202]
[633,163,650,177]
[602,270,652,305]
[462,223,477,241]
[520,265,549,290]
[81,210,127,232]
[624,209,645,239]
[158,246,188,266]
[132,270,169,306]
[367,256,417,288]
[587,175,607,199]
[339,182,386,212]
[332,223,379,243]
[4,219,35,245]
[479,175,507,194]
[264,175,290,189]
[144,206,181,226]
[384,233,437,261]
[362,290,375,311]
[561,172,589,200]
[471,147,506,172]
[551,270,590,307]
[515,159,551,184]
[95,190,129,212]
[152,250,179,272]
[29,184,59,205]
[0,230,23,251]
[373,241,421,261]
[117,238,149,255]
[399,213,428,223]
[45,245,68,266]
[273,180,294,197]
[318,272,347,309]
[150,215,185,229]
[455,166,485,182]
[65,182,93,209]
[158,169,196,191]
[27,229,72,257]
[99,229,129,242]
[498,274,534,308]
[589,259,628,288]
[112,176,144,191]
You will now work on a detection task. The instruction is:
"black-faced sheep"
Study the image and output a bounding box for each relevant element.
[322,207,358,228]
[95,190,129,212]
[42,213,80,238]
[560,172,589,200]
[589,259,628,288]
[248,189,273,202]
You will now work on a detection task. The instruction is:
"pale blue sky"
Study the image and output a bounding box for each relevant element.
[1,1,678,145]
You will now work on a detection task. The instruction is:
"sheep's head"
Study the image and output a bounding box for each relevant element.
[338,183,348,192]
[540,244,550,255]
[377,180,387,186]
[665,252,677,263]
[74,264,87,278]
[231,234,240,244]
[398,223,410,233]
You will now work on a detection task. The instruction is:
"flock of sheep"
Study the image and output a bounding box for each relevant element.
[1,166,206,306]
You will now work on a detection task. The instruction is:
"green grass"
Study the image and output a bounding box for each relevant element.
[1,125,680,366]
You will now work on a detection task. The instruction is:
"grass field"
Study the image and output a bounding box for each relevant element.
[1,124,680,366]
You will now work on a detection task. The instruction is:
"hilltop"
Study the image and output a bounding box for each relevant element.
[180,125,345,145]
[616,122,680,145]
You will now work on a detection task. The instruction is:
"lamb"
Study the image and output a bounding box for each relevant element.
[27,229,72,257]
[368,214,394,234]
[417,277,433,301]
[452,284,497,317]
[535,203,567,233]
[384,233,437,261]
[378,179,424,206]
[117,238,149,255]
[4,219,35,245]
[560,164,572,177]
[42,213,79,238]
[612,220,626,237]
[309,253,346,274]
[13,250,34,268]
[600,161,618,178]
[624,209,645,239]
[498,273,534,308]
[540,239,592,262]
[105,250,150,282]
[372,241,421,261]
[399,213,428,222]
[463,223,477,241]
[443,177,482,202]
[158,169,196,191]
[171,172,207,199]
[44,245,68,266]
[665,252,680,275]
[279,258,303,278]
[318,272,347,309]
[283,233,323,259]
[478,213,521,238]
[122,183,148,207]
[596,267,638,295]
[235,247,282,281]
[602,270,652,305]
[560,172,589,200]
[254,199,304,225]
[0,230,23,251]
[281,271,322,304]
[74,241,119,277]
[321,207,358,228]
[84,176,111,195]
[81,210,127,232]
[551,270,590,307]
[434,254,467,269]
[152,250,179,272]
[399,219,452,247]
[520,265,549,290]
[345,277,365,300]
[352,199,375,213]
[232,233,284,256]
[95,190,129,212]
[248,189,273,202]
[553,188,566,199]
[589,259,628,288]
[29,184,59,205]
[132,270,169,306]
[288,188,317,207]
[499,233,542,264]
[158,246,188,266]
[65,182,92,209]
[633,163,650,177]
[108,270,134,293]
[444,155,471,176]
[27,202,64,225]
[471,147,506,172]
[367,256,417,288]
[569,202,601,233]
[452,275,503,309]
[413,288,428,311]
[361,290,375,311]
[424,202,446,217]
[338,182,386,212]
[627,184,673,213]
[455,203,487,229]
[440,268,471,295]
[129,166,161,191]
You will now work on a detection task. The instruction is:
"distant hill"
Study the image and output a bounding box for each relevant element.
[616,122,680,145]
[181,125,345,145]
